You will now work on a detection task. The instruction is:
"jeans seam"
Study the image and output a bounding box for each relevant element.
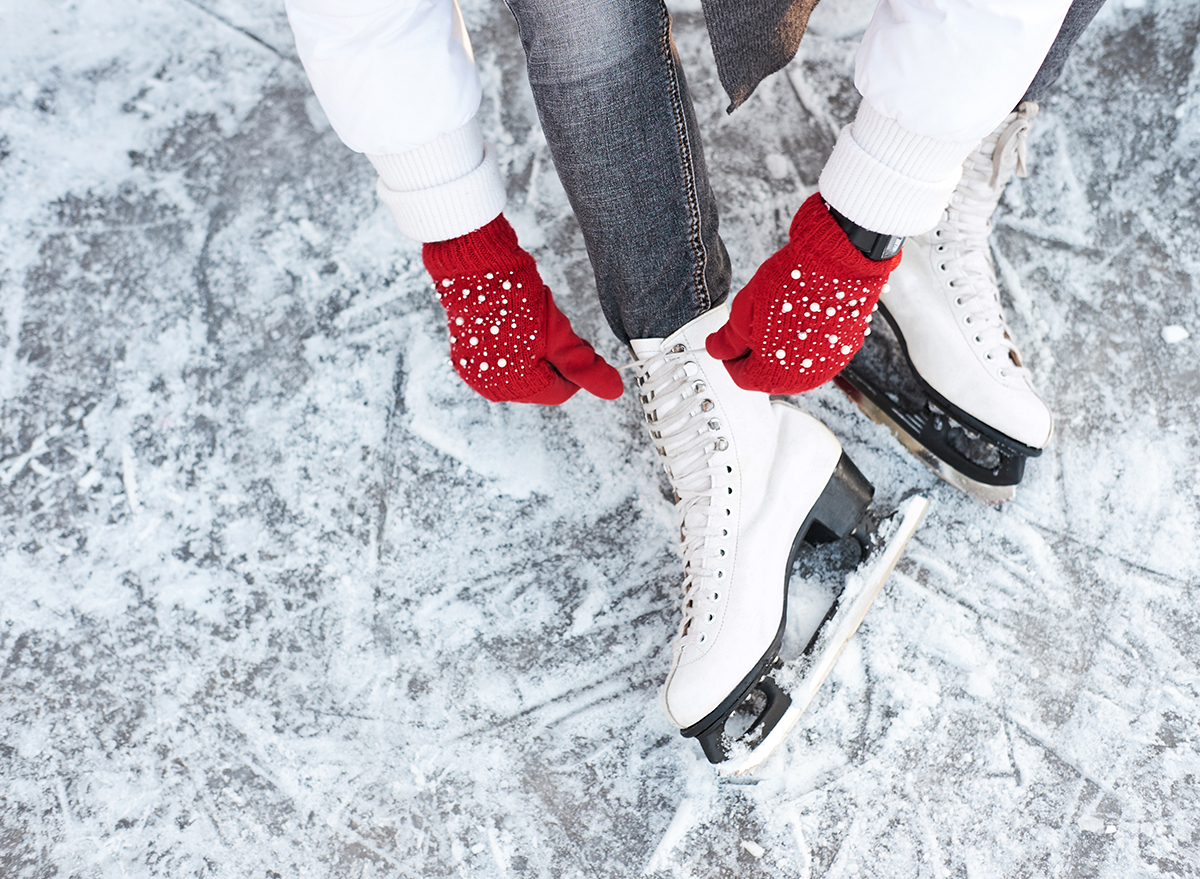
[658,3,710,315]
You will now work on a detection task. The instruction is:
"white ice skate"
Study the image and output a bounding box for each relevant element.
[631,305,927,770]
[837,102,1053,503]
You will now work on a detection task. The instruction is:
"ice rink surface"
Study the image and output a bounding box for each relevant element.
[2,1,1199,876]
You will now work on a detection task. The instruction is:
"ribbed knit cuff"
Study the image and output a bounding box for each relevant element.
[818,100,977,236]
[422,214,531,277]
[368,119,484,191]
[368,120,507,243]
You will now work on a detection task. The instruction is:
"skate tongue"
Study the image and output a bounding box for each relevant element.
[630,337,664,360]
[630,304,732,362]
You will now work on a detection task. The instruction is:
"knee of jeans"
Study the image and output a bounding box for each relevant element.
[506,0,667,83]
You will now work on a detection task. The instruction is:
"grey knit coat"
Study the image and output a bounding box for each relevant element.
[702,0,822,111]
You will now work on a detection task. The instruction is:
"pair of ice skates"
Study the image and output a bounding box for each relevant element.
[631,105,1050,772]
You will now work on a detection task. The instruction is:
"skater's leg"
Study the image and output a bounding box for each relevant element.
[503,0,730,343]
[505,0,893,761]
[878,103,1055,453]
[856,0,1107,497]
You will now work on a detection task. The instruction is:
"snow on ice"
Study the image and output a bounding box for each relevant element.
[2,1,1200,877]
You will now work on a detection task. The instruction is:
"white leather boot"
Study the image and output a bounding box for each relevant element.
[630,304,871,733]
[881,102,1053,450]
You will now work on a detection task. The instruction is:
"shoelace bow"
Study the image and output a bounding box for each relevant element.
[632,346,728,644]
[989,103,1037,186]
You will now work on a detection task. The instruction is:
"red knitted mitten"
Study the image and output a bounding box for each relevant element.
[422,215,624,404]
[706,193,901,394]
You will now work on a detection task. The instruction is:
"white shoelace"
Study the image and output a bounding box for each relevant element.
[932,105,1038,376]
[632,346,729,645]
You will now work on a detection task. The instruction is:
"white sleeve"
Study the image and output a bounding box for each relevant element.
[820,0,1073,236]
[286,0,505,242]
[285,0,482,156]
[855,0,1074,143]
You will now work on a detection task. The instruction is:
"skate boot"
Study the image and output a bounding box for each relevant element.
[838,102,1053,502]
[631,304,877,764]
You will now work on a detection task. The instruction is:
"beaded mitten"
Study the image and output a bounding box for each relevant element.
[422,215,624,404]
[706,193,900,395]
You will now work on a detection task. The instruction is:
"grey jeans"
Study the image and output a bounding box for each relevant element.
[504,0,1107,344]
[505,0,731,343]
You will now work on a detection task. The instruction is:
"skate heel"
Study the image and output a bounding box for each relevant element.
[690,674,791,765]
[803,453,875,545]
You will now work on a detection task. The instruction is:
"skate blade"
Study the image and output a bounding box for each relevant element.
[834,377,1016,504]
[716,495,930,777]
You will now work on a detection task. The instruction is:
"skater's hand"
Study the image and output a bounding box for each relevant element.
[423,215,624,404]
[706,193,900,395]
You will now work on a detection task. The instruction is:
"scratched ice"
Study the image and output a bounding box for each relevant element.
[2,1,1199,877]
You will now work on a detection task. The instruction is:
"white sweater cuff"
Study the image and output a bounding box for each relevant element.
[368,120,507,243]
[819,100,977,236]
